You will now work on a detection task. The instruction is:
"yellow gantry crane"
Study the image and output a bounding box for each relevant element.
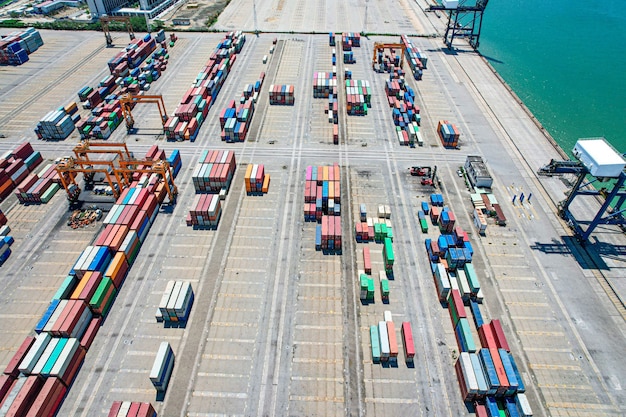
[372,42,406,69]
[120,94,169,132]
[56,141,177,203]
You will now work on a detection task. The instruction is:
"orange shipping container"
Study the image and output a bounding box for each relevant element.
[262,174,270,193]
[71,272,91,300]
[105,252,129,290]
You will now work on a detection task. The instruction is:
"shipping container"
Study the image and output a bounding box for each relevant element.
[150,342,174,392]
[387,321,398,363]
[370,326,380,363]
[378,322,390,362]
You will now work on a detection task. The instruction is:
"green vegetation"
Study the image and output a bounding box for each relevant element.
[0,19,25,28]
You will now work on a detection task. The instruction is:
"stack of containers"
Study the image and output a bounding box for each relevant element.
[345,80,371,115]
[341,32,361,50]
[166,149,182,178]
[401,35,428,80]
[438,120,460,148]
[304,165,342,253]
[0,147,174,415]
[313,71,337,98]
[156,281,194,323]
[0,142,44,202]
[329,32,335,46]
[150,342,174,392]
[379,271,389,302]
[369,313,401,365]
[343,51,355,64]
[0,231,13,265]
[14,162,61,204]
[383,237,394,275]
[75,35,170,140]
[219,72,264,143]
[108,402,157,417]
[0,27,44,65]
[191,150,237,193]
[383,73,422,146]
[269,84,295,105]
[244,164,270,195]
[165,31,246,141]
[304,163,341,222]
[35,102,80,141]
[186,194,222,228]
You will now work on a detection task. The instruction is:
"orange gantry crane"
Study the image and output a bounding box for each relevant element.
[372,42,406,69]
[120,94,169,133]
[55,141,177,203]
[100,16,135,47]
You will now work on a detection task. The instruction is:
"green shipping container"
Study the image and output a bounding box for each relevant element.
[374,223,382,241]
[386,226,393,241]
[380,279,389,297]
[463,263,481,294]
[90,277,114,311]
[53,275,77,300]
[420,218,428,233]
[367,278,375,300]
[42,338,68,375]
[383,238,394,264]
[40,183,60,203]
[457,318,476,352]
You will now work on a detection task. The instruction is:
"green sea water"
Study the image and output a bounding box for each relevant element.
[478,0,626,157]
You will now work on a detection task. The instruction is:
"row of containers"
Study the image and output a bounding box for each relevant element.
[0,142,44,202]
[345,80,371,116]
[244,163,270,195]
[303,164,343,254]
[269,84,295,105]
[401,35,428,81]
[164,31,246,141]
[369,312,415,365]
[0,27,43,65]
[354,204,393,243]
[108,402,157,417]
[0,146,177,416]
[420,198,533,416]
[359,270,389,303]
[303,165,341,221]
[384,77,423,146]
[156,281,194,324]
[14,162,62,204]
[437,120,461,148]
[312,45,340,143]
[219,71,265,142]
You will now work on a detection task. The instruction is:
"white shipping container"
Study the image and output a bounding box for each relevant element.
[515,393,533,417]
[378,321,390,361]
[469,352,488,395]
[150,341,173,383]
[159,281,176,315]
[456,270,471,301]
[19,332,51,375]
[0,377,27,414]
[117,401,132,417]
[174,282,192,314]
[43,300,68,334]
[459,352,479,395]
[166,282,183,314]
[32,338,59,375]
[383,310,392,323]
[50,338,79,377]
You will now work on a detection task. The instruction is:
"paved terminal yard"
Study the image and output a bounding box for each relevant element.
[0,2,625,416]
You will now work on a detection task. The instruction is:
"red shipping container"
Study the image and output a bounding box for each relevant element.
[489,347,509,394]
[7,375,44,416]
[0,375,15,403]
[25,376,66,417]
[128,402,141,417]
[137,402,156,417]
[490,319,510,352]
[4,336,35,378]
[474,403,488,417]
[13,142,34,160]
[363,247,371,274]
[80,317,103,351]
[58,300,88,338]
[60,346,85,387]
[108,402,122,417]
